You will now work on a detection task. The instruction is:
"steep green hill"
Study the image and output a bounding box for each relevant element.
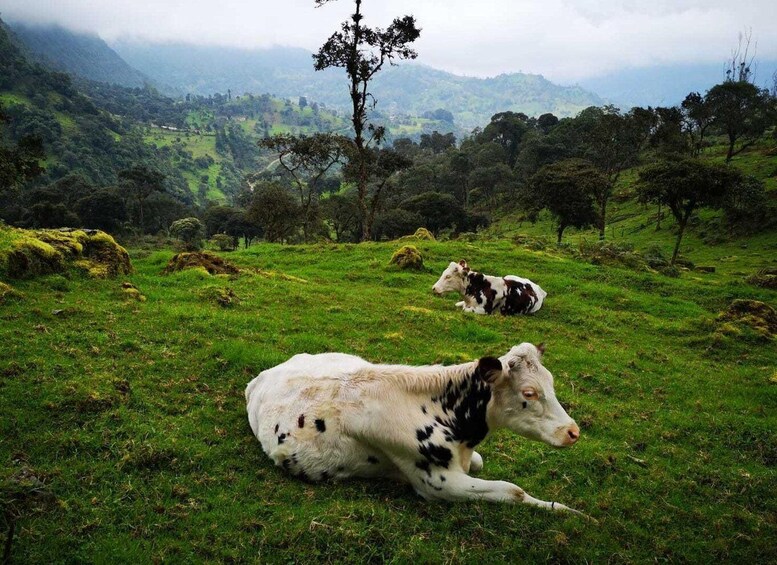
[488,137,777,280]
[7,22,157,91]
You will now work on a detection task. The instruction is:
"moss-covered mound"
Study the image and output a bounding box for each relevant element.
[2,227,131,279]
[399,228,435,242]
[198,285,239,307]
[390,245,424,270]
[0,281,23,304]
[162,252,240,276]
[746,268,777,290]
[717,299,777,339]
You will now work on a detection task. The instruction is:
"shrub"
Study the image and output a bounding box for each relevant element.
[162,252,240,275]
[210,233,235,251]
[170,218,205,251]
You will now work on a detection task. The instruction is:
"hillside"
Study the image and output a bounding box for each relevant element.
[0,235,774,562]
[113,40,604,129]
[487,136,777,280]
[6,21,157,91]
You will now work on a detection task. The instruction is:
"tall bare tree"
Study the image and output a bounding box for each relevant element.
[313,0,421,241]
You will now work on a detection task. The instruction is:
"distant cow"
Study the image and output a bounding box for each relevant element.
[245,344,586,516]
[432,260,547,315]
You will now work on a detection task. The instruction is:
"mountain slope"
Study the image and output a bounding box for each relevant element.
[577,60,777,109]
[7,21,156,90]
[113,40,605,128]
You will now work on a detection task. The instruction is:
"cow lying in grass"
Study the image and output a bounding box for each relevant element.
[245,343,587,516]
[432,260,547,315]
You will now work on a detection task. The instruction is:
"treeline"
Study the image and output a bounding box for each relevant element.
[200,72,775,253]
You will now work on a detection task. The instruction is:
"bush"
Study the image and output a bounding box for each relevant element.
[170,217,205,251]
[209,233,235,251]
[577,240,647,270]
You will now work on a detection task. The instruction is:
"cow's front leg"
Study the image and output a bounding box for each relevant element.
[469,451,483,473]
[455,301,466,308]
[416,471,593,519]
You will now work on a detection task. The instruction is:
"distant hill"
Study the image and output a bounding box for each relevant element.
[6,21,158,91]
[112,41,605,129]
[577,61,777,109]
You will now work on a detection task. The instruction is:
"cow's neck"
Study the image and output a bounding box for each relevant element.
[428,362,492,448]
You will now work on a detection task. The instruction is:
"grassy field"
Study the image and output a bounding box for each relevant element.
[1,238,775,562]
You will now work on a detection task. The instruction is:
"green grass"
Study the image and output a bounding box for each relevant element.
[1,239,775,562]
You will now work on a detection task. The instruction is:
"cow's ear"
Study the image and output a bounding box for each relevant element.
[459,259,470,273]
[535,343,546,356]
[477,356,503,383]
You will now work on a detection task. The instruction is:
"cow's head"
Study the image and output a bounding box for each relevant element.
[486,343,579,447]
[432,260,469,295]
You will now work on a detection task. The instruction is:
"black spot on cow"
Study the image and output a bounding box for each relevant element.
[416,425,434,442]
[416,460,431,476]
[367,455,379,464]
[522,401,528,409]
[501,279,538,315]
[277,433,286,445]
[320,471,330,481]
[418,443,453,469]
[430,362,493,448]
[274,423,279,434]
[298,414,305,428]
[421,405,427,414]
[466,272,497,313]
[439,474,446,482]
[291,453,298,465]
[315,419,326,432]
[296,469,311,482]
[424,478,443,491]
[281,458,291,471]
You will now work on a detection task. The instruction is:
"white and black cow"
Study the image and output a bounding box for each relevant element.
[432,260,546,315]
[245,344,587,516]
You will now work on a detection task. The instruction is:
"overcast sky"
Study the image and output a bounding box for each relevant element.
[2,0,776,83]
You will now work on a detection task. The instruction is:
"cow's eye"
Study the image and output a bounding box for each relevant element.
[522,389,537,400]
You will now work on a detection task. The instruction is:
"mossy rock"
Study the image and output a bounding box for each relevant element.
[389,245,424,270]
[162,252,240,276]
[121,282,146,302]
[746,268,777,290]
[198,285,239,307]
[717,299,777,338]
[4,228,131,279]
[0,281,23,304]
[399,227,435,242]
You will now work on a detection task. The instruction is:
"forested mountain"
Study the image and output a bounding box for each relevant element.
[6,21,157,91]
[578,60,777,108]
[112,40,604,129]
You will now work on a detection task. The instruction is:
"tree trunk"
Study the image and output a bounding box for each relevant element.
[557,224,564,244]
[671,217,688,265]
[656,202,662,230]
[599,198,606,241]
[726,135,735,163]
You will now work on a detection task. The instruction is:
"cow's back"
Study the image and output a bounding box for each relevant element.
[503,275,547,314]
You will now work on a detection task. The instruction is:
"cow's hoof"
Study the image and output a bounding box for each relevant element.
[470,451,483,473]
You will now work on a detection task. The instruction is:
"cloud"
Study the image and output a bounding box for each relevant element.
[2,0,776,82]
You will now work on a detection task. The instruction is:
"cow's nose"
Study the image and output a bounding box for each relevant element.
[432,286,440,295]
[566,425,580,444]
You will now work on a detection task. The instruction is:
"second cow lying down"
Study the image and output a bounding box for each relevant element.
[246,343,586,516]
[432,260,547,315]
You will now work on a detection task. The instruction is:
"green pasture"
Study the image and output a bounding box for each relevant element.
[0,239,775,562]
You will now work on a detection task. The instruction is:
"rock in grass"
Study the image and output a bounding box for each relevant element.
[0,281,23,304]
[121,282,146,302]
[745,268,777,290]
[389,245,424,270]
[717,299,777,339]
[162,251,240,276]
[198,285,239,307]
[4,227,131,279]
[399,228,435,242]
